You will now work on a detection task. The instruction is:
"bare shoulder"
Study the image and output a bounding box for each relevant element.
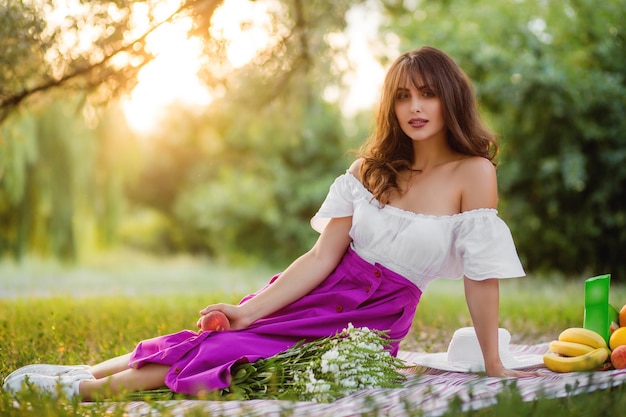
[456,156,497,180]
[455,156,498,211]
[348,158,363,179]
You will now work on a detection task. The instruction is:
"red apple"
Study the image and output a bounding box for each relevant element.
[200,311,230,332]
[611,345,626,369]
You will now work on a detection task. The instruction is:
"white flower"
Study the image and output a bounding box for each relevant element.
[343,379,357,388]
[322,348,340,361]
[229,325,406,402]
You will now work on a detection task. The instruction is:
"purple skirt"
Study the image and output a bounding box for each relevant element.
[128,247,422,395]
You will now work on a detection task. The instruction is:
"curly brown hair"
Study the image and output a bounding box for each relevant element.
[358,46,498,204]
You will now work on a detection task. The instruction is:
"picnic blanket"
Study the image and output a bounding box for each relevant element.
[97,343,626,416]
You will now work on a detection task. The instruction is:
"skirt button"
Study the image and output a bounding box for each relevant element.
[336,305,343,313]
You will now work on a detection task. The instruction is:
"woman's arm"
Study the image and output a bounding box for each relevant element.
[464,278,539,377]
[464,277,504,375]
[198,216,353,330]
[459,157,538,377]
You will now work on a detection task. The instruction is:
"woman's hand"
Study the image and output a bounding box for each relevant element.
[197,303,253,331]
[486,363,543,378]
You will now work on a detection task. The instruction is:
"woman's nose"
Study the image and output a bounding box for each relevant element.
[410,98,422,113]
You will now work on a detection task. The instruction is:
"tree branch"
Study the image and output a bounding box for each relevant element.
[0,0,223,112]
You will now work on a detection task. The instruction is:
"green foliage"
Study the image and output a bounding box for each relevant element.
[382,0,626,280]
[3,0,625,279]
[1,0,369,266]
[0,0,154,117]
[125,96,356,264]
[0,0,156,260]
[124,0,365,264]
[438,381,626,417]
[170,99,354,264]
[0,0,52,106]
[0,99,139,260]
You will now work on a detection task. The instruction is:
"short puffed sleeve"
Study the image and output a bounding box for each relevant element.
[310,173,358,233]
[453,211,525,280]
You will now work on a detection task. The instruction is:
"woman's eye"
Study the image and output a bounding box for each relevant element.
[422,90,435,97]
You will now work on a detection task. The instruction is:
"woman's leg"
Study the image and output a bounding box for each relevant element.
[87,353,134,379]
[79,363,170,401]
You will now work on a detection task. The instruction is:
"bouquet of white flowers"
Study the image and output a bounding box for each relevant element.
[223,323,408,402]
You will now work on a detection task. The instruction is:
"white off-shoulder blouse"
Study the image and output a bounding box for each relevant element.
[311,171,525,290]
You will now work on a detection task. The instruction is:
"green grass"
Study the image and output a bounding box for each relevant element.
[1,253,626,416]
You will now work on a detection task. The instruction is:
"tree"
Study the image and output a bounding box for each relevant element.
[126,0,366,264]
[0,0,224,259]
[1,0,367,263]
[0,0,225,120]
[0,97,138,259]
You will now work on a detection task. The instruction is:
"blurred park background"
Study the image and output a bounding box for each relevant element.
[1,0,625,294]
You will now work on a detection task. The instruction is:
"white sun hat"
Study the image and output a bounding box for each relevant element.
[413,327,545,373]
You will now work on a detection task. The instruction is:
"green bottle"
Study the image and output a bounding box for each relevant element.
[583,274,619,344]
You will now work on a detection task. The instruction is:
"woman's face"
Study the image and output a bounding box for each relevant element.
[393,77,446,144]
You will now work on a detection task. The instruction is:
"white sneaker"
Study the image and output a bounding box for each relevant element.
[3,372,94,399]
[3,364,91,385]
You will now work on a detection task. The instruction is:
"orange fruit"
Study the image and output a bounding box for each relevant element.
[609,326,626,351]
[620,304,626,327]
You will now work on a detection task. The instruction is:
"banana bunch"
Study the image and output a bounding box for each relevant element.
[543,327,611,373]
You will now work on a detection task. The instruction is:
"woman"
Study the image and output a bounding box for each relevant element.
[4,46,536,401]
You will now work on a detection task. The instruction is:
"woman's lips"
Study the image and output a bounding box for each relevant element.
[409,118,428,128]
